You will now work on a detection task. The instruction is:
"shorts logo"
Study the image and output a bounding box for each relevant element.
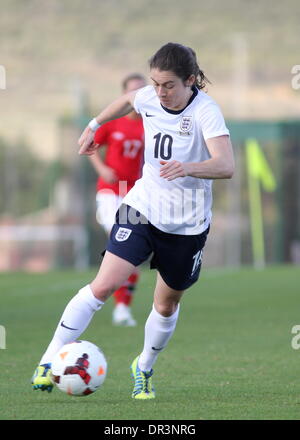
[115,227,132,242]
[191,249,203,276]
[180,115,193,133]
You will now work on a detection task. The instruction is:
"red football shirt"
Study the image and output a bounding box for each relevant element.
[94,116,144,196]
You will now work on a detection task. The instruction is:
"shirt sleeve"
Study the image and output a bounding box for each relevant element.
[133,86,152,114]
[199,101,230,140]
[133,89,143,114]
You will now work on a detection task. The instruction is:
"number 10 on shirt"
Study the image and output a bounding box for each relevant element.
[154,132,173,160]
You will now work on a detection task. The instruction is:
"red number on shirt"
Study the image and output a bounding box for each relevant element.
[123,140,143,158]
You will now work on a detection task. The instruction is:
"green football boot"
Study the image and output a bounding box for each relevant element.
[31,363,53,393]
[130,356,155,400]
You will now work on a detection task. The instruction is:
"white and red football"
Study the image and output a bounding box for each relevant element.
[51,340,107,396]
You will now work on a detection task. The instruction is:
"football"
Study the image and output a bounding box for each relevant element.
[51,340,107,396]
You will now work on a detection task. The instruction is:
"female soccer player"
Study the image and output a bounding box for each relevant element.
[32,42,234,399]
[89,73,146,326]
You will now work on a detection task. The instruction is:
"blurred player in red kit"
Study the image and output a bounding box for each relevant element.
[89,73,146,326]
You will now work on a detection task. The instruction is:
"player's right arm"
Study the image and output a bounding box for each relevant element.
[78,90,137,156]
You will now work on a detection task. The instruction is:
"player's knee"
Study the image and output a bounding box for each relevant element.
[154,301,179,317]
[90,281,117,302]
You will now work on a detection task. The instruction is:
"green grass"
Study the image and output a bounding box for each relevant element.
[1,265,300,420]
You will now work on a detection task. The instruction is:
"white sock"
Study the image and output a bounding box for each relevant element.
[39,285,104,364]
[138,304,180,372]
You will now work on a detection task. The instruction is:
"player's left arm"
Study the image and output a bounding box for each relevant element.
[160,135,235,181]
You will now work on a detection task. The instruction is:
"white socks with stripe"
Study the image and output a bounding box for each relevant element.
[39,286,180,373]
[138,304,180,372]
[40,285,104,365]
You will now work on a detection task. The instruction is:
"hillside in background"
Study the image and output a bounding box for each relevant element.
[0,0,300,159]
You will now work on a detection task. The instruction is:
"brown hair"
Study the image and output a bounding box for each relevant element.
[149,42,210,90]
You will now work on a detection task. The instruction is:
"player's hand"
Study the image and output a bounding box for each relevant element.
[159,160,189,180]
[99,165,118,183]
[78,126,99,156]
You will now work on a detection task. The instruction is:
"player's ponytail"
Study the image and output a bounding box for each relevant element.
[149,42,210,91]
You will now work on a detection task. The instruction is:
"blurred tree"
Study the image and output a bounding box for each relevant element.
[0,137,63,216]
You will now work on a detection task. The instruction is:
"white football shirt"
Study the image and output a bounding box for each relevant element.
[123,85,230,235]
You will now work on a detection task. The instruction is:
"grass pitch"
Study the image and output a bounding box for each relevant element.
[0,265,299,420]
